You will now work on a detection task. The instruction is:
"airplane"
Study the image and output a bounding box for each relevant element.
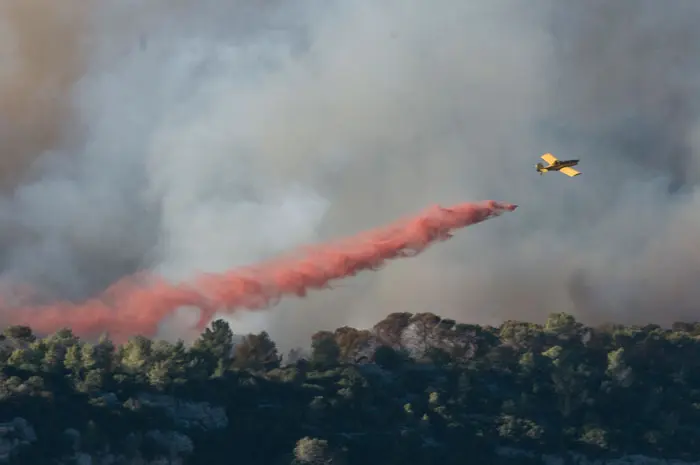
[535,153,581,177]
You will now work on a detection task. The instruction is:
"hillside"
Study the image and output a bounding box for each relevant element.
[0,312,699,464]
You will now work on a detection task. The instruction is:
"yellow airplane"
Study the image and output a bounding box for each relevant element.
[535,153,581,177]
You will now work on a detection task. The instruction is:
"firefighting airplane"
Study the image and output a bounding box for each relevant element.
[535,153,581,177]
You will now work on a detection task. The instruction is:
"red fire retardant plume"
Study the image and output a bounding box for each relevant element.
[0,200,516,342]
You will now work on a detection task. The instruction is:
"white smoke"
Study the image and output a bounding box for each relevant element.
[2,0,700,349]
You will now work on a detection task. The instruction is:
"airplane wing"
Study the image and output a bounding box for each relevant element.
[559,167,581,177]
[540,153,558,165]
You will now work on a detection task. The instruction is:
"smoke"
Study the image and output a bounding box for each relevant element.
[1,201,515,344]
[0,0,89,188]
[1,0,700,348]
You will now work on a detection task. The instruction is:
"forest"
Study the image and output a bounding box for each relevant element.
[0,311,699,464]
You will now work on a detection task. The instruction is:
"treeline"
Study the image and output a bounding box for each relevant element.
[1,312,700,464]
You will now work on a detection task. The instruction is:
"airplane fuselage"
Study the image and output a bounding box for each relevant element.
[536,159,579,173]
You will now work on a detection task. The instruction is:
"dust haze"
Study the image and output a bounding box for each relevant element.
[2,0,700,349]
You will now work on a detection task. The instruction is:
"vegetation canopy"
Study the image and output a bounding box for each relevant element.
[0,311,699,464]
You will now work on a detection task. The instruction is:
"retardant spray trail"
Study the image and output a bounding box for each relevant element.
[0,200,516,342]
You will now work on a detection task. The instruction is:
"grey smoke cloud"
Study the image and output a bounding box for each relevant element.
[1,0,700,349]
[0,0,89,189]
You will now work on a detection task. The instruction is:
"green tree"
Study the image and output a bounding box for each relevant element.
[79,369,105,394]
[232,331,280,371]
[119,336,152,375]
[606,347,633,388]
[147,361,171,390]
[41,342,65,373]
[545,312,584,341]
[193,319,234,361]
[93,334,116,371]
[81,343,98,371]
[500,321,545,352]
[64,344,83,375]
[4,325,36,343]
[8,347,40,371]
[373,345,404,370]
[542,345,590,419]
[310,331,340,367]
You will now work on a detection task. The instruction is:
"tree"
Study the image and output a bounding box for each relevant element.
[23,376,45,396]
[147,339,189,386]
[333,327,376,362]
[579,427,609,451]
[310,331,340,367]
[81,343,98,371]
[545,313,584,341]
[372,312,412,349]
[39,329,79,372]
[500,321,545,352]
[6,311,700,462]
[41,342,65,373]
[606,347,633,388]
[51,328,79,343]
[445,322,482,362]
[119,336,152,375]
[285,347,308,365]
[64,344,83,375]
[232,331,280,371]
[79,369,105,394]
[456,372,471,403]
[193,319,234,362]
[167,340,189,382]
[148,361,171,390]
[307,396,329,424]
[293,437,336,465]
[8,347,40,371]
[402,312,443,358]
[373,345,404,370]
[93,334,116,371]
[4,325,36,344]
[542,345,589,419]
